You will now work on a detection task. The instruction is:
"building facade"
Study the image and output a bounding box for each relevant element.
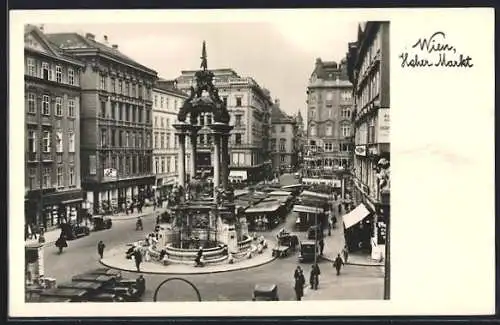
[305,58,354,176]
[46,32,158,213]
[347,21,390,257]
[270,99,298,172]
[176,69,273,183]
[24,25,85,228]
[152,80,188,200]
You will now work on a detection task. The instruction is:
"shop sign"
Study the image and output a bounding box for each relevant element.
[377,108,390,143]
[355,145,366,156]
[89,155,97,175]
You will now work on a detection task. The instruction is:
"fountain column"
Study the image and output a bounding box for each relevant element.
[189,126,202,182]
[221,126,233,190]
[173,123,190,188]
[213,132,221,190]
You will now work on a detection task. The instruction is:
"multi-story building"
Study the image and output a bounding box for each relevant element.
[346,21,390,258]
[270,99,298,172]
[176,68,273,183]
[305,58,354,177]
[152,79,188,200]
[46,32,158,213]
[24,25,85,228]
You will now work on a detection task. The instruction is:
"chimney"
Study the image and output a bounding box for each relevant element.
[274,99,280,107]
[112,44,118,50]
[103,35,109,45]
[85,33,95,41]
[39,24,44,32]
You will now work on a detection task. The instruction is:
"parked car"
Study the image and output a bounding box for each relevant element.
[91,216,112,231]
[71,272,142,302]
[298,240,320,263]
[252,284,279,301]
[60,223,90,240]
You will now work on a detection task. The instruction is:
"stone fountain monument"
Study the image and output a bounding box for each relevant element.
[153,41,252,265]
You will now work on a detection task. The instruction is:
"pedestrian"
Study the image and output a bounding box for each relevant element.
[136,274,146,296]
[342,245,349,263]
[328,218,332,236]
[156,214,160,225]
[319,239,324,256]
[55,235,68,254]
[97,240,105,259]
[293,266,306,301]
[333,253,344,276]
[338,203,342,215]
[194,247,203,267]
[134,249,143,272]
[309,263,321,290]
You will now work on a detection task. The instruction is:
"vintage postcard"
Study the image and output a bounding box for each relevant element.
[9,8,495,317]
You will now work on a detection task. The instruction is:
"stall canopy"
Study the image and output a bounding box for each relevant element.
[300,191,330,200]
[229,170,248,181]
[343,203,371,229]
[268,191,293,196]
[293,205,324,214]
[245,201,282,214]
[281,184,302,190]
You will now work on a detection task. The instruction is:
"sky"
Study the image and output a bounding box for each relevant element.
[42,21,359,117]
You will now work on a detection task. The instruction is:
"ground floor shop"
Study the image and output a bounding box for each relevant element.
[83,176,156,214]
[24,188,84,230]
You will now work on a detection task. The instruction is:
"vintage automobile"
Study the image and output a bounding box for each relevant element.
[37,288,89,302]
[277,232,299,251]
[71,272,142,301]
[91,216,112,231]
[60,223,90,240]
[298,240,320,263]
[252,284,279,301]
[89,292,125,302]
[37,296,73,302]
[86,267,122,279]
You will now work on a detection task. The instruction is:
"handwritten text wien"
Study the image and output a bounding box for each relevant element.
[399,32,473,68]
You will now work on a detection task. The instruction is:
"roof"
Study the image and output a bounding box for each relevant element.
[155,79,188,97]
[271,105,295,124]
[45,32,157,75]
[311,57,349,82]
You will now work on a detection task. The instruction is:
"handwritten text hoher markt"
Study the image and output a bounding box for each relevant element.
[399,31,473,68]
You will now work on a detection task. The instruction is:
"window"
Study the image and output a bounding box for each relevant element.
[310,109,315,118]
[279,139,286,152]
[280,126,285,133]
[342,125,351,137]
[111,130,116,146]
[160,118,164,128]
[341,107,351,119]
[154,133,159,149]
[110,78,116,93]
[235,134,242,145]
[235,115,242,127]
[222,96,228,106]
[118,80,123,94]
[326,125,333,136]
[69,167,75,186]
[146,134,151,148]
[161,158,165,173]
[67,68,75,85]
[166,134,170,148]
[154,95,158,107]
[328,109,332,118]
[138,85,142,99]
[100,75,106,90]
[68,131,75,152]
[57,166,64,188]
[236,96,242,107]
[341,91,352,101]
[166,157,171,173]
[280,155,286,163]
[68,99,75,117]
[55,131,63,152]
[174,136,178,148]
[206,115,212,125]
[42,168,51,188]
[55,66,62,83]
[28,93,36,113]
[27,58,36,76]
[131,133,136,147]
[42,62,50,80]
[101,129,107,146]
[42,131,51,152]
[160,97,164,108]
[138,134,142,148]
[131,84,136,97]
[28,130,36,153]
[125,82,129,96]
[271,126,276,133]
[29,167,36,190]
[174,157,178,173]
[125,132,129,147]
[42,95,50,115]
[324,142,333,152]
[326,91,333,100]
[100,101,106,118]
[55,97,62,116]
[310,126,317,136]
[160,133,165,149]
[155,157,159,174]
[154,117,158,127]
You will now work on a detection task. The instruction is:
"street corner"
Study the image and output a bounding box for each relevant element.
[100,245,278,275]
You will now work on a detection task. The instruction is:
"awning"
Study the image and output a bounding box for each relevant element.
[268,191,292,196]
[245,202,282,214]
[300,191,330,200]
[61,198,84,204]
[229,170,248,180]
[281,184,302,190]
[343,203,371,229]
[292,205,324,214]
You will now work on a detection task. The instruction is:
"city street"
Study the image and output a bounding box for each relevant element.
[43,174,383,301]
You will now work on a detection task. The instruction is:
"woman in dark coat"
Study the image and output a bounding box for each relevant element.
[134,249,143,272]
[294,266,306,301]
[97,241,106,259]
[55,235,68,254]
[309,263,321,290]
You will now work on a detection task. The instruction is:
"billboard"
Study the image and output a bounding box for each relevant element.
[377,108,390,143]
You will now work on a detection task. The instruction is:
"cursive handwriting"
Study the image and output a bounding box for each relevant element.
[412,31,456,54]
[399,31,473,69]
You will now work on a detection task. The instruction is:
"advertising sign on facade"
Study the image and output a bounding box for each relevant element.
[89,155,97,175]
[355,145,366,156]
[377,108,390,143]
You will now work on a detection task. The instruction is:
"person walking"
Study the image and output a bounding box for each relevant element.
[342,245,349,263]
[319,239,325,256]
[55,235,68,254]
[136,274,146,296]
[293,266,306,301]
[97,240,106,259]
[333,253,344,276]
[309,263,321,290]
[134,249,143,272]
